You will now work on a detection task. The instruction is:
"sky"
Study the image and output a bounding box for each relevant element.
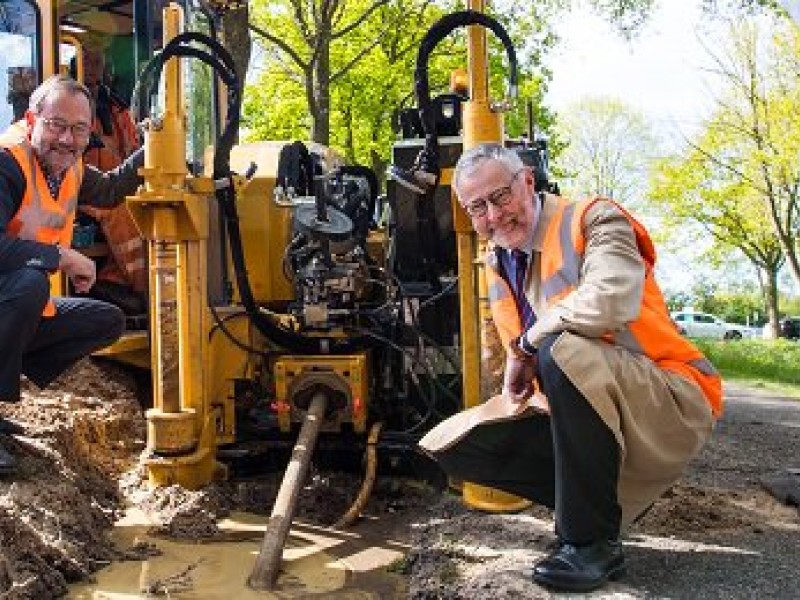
[543,2,799,299]
[545,0,723,138]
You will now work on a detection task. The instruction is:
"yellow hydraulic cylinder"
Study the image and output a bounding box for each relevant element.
[127,2,222,488]
[459,0,531,512]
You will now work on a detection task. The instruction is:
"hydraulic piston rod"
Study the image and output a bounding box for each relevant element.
[248,392,329,590]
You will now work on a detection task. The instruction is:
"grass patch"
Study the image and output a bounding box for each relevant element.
[693,338,800,398]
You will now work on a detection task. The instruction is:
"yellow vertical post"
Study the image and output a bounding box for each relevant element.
[127,2,220,488]
[459,0,531,512]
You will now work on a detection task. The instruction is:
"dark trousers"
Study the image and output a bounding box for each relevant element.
[435,334,621,545]
[0,268,125,400]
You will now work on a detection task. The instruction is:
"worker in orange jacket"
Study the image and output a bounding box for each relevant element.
[420,143,719,593]
[0,75,143,475]
[77,46,146,314]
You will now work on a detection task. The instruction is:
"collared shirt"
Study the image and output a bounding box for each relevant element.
[497,191,542,296]
[45,173,63,199]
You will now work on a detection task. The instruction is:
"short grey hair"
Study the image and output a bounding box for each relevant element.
[28,74,92,114]
[453,143,525,197]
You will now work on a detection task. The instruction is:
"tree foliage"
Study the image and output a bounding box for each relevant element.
[647,18,800,334]
[554,97,657,207]
[241,0,658,174]
[700,21,800,296]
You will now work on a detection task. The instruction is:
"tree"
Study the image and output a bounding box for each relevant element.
[649,113,787,335]
[247,0,400,146]
[243,0,658,160]
[554,97,658,208]
[696,20,800,305]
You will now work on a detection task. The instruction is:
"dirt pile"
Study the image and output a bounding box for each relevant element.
[1,362,798,599]
[0,360,145,598]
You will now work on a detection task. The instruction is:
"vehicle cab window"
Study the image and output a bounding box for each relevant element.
[0,0,40,131]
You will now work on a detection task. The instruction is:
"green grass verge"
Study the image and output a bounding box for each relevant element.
[692,338,800,399]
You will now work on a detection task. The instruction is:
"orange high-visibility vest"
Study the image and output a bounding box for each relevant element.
[83,104,139,171]
[487,196,723,417]
[81,105,146,292]
[2,138,84,317]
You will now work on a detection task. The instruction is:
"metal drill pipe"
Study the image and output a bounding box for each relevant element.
[248,392,328,589]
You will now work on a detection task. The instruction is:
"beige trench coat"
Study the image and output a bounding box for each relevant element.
[422,195,716,527]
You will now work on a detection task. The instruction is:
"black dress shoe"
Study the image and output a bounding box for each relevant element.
[87,280,146,316]
[0,417,24,435]
[532,539,625,592]
[0,439,18,476]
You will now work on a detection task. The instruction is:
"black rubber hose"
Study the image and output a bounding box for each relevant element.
[134,33,366,354]
[414,10,519,147]
[337,164,379,224]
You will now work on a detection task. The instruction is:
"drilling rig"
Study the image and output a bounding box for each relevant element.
[3,0,554,590]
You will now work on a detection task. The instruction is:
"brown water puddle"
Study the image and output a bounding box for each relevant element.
[69,510,407,598]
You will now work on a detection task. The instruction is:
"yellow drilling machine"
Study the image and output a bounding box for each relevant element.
[1,0,556,589]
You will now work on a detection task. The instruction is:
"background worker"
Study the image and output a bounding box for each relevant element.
[75,45,147,316]
[0,75,144,475]
[420,143,720,593]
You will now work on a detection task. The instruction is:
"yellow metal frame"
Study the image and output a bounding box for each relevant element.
[458,0,531,512]
[273,354,370,434]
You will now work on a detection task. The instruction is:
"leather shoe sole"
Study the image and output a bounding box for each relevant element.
[532,540,625,592]
[0,417,24,435]
[0,440,18,476]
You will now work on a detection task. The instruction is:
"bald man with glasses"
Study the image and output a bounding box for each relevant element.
[0,75,144,476]
[421,143,720,592]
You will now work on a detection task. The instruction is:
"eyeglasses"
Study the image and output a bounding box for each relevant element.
[461,169,524,218]
[39,117,92,139]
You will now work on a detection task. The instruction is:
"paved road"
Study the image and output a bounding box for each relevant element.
[618,384,800,600]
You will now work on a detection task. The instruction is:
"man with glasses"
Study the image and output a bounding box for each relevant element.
[0,75,143,476]
[421,143,720,592]
[77,44,147,317]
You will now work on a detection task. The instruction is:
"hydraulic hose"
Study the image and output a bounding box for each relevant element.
[134,32,365,354]
[402,10,519,289]
[334,421,383,529]
[413,9,519,168]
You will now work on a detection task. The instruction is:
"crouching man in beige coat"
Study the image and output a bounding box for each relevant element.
[419,143,720,593]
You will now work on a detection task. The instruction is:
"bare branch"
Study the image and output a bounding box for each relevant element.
[332,0,390,40]
[249,22,309,70]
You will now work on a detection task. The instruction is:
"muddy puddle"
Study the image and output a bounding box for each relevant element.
[69,509,407,598]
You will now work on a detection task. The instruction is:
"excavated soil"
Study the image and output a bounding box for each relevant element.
[1,360,798,599]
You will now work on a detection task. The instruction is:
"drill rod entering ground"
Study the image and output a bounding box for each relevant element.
[248,392,328,590]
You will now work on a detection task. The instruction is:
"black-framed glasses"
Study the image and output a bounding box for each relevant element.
[462,169,524,218]
[39,117,92,139]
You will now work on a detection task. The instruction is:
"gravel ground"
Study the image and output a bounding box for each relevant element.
[1,361,798,599]
[406,383,800,598]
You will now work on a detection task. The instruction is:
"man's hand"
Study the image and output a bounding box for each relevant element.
[503,353,537,404]
[58,247,96,293]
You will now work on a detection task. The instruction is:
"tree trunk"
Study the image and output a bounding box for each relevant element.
[220,6,252,92]
[761,266,781,338]
[311,30,331,145]
[778,233,800,298]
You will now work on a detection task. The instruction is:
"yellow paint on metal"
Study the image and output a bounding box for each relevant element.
[460,0,531,512]
[205,307,257,446]
[224,142,296,303]
[125,2,220,488]
[146,408,197,454]
[463,484,533,512]
[93,331,150,369]
[144,414,227,489]
[274,354,369,434]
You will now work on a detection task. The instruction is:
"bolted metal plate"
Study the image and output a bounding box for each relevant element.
[294,204,353,241]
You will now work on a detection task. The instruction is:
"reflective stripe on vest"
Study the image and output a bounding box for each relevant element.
[486,251,523,349]
[539,196,723,416]
[541,202,579,301]
[3,138,83,316]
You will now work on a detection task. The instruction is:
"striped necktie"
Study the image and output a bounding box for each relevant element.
[510,249,536,329]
